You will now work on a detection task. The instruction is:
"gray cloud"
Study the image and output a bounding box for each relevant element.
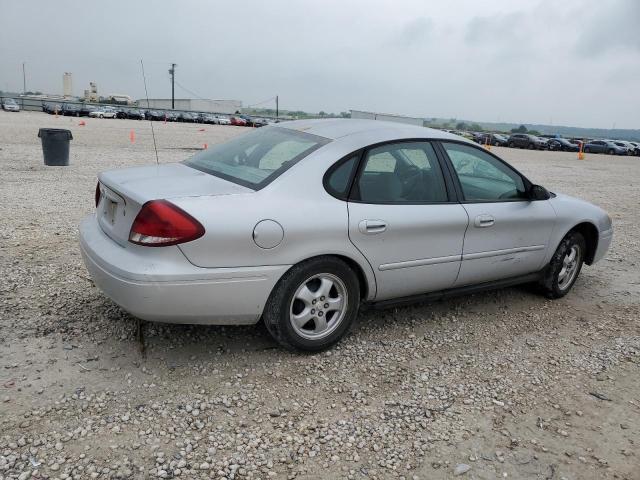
[0,0,637,128]
[575,0,640,55]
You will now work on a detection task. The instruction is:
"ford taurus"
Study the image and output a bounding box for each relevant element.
[80,120,613,351]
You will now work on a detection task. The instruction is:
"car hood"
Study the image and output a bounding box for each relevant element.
[98,163,252,204]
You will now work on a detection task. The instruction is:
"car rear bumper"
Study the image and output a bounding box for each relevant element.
[79,214,290,324]
[593,227,613,264]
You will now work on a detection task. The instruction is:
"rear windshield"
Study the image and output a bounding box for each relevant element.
[184,127,330,189]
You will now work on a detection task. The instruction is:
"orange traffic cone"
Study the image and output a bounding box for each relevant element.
[129,130,135,144]
[578,140,585,160]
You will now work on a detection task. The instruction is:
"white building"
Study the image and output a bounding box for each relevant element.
[63,72,73,97]
[84,82,99,102]
[136,98,242,114]
[350,109,424,127]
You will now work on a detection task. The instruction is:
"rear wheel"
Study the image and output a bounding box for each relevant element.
[608,149,615,155]
[528,143,535,149]
[538,231,585,299]
[508,141,515,148]
[263,257,360,351]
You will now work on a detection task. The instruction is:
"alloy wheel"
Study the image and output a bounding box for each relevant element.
[289,273,348,340]
[558,245,581,290]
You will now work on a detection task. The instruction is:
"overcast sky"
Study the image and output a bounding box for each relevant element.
[1,0,638,128]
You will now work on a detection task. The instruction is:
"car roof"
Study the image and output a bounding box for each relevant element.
[277,118,464,142]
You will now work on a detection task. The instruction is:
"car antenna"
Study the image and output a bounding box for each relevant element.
[140,59,159,165]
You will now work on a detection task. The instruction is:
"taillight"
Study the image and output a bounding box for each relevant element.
[95,182,101,207]
[129,200,205,247]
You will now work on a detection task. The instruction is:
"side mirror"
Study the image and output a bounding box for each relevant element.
[528,184,550,201]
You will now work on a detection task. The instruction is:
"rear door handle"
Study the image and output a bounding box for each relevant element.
[358,219,387,234]
[474,214,495,228]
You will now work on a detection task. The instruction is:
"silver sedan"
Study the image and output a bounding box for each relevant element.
[80,120,613,351]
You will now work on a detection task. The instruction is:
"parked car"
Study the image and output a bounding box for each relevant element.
[612,141,634,155]
[145,110,164,121]
[80,120,613,351]
[216,116,231,125]
[43,102,63,114]
[177,112,197,123]
[230,116,247,126]
[583,140,627,155]
[253,118,269,128]
[627,141,640,156]
[79,104,99,117]
[165,111,180,122]
[568,139,584,149]
[547,138,579,152]
[476,133,509,147]
[2,98,20,112]
[126,109,145,120]
[61,103,81,116]
[507,134,548,150]
[89,107,117,119]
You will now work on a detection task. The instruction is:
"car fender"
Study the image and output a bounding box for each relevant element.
[545,193,611,265]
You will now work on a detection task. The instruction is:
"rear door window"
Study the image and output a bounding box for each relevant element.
[353,142,448,203]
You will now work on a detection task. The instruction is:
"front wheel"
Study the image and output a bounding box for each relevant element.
[528,143,535,149]
[608,149,615,155]
[263,257,360,351]
[538,231,585,299]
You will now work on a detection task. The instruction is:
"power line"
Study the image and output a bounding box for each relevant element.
[174,80,208,100]
[246,96,277,108]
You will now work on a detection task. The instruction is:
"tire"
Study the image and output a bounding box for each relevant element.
[99,114,104,119]
[538,231,586,299]
[584,147,590,153]
[263,257,360,352]
[528,143,535,150]
[508,142,515,148]
[608,149,615,155]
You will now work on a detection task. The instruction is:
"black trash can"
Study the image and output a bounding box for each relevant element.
[38,128,73,166]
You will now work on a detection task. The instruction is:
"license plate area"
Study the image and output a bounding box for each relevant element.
[105,199,118,225]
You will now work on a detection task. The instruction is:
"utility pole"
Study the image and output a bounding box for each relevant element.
[168,63,176,109]
[22,62,26,109]
[276,95,278,119]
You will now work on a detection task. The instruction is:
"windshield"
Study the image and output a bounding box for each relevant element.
[184,127,330,189]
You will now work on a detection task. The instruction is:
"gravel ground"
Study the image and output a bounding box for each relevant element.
[1,111,638,480]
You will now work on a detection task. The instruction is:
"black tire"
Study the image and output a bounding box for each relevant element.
[263,257,360,352]
[508,141,515,148]
[608,149,615,155]
[584,147,590,153]
[528,143,535,150]
[538,231,586,299]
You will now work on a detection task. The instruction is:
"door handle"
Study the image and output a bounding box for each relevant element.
[474,214,495,228]
[358,219,387,234]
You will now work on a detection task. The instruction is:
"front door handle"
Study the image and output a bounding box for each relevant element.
[474,214,495,228]
[358,219,387,234]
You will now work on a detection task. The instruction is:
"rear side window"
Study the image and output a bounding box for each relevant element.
[354,142,448,203]
[184,127,330,190]
[325,155,358,199]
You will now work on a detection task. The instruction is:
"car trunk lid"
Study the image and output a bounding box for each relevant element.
[97,163,251,246]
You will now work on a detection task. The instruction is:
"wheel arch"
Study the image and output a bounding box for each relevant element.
[565,222,599,265]
[278,253,375,301]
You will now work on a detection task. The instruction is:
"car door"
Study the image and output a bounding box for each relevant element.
[440,141,556,286]
[346,141,469,301]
